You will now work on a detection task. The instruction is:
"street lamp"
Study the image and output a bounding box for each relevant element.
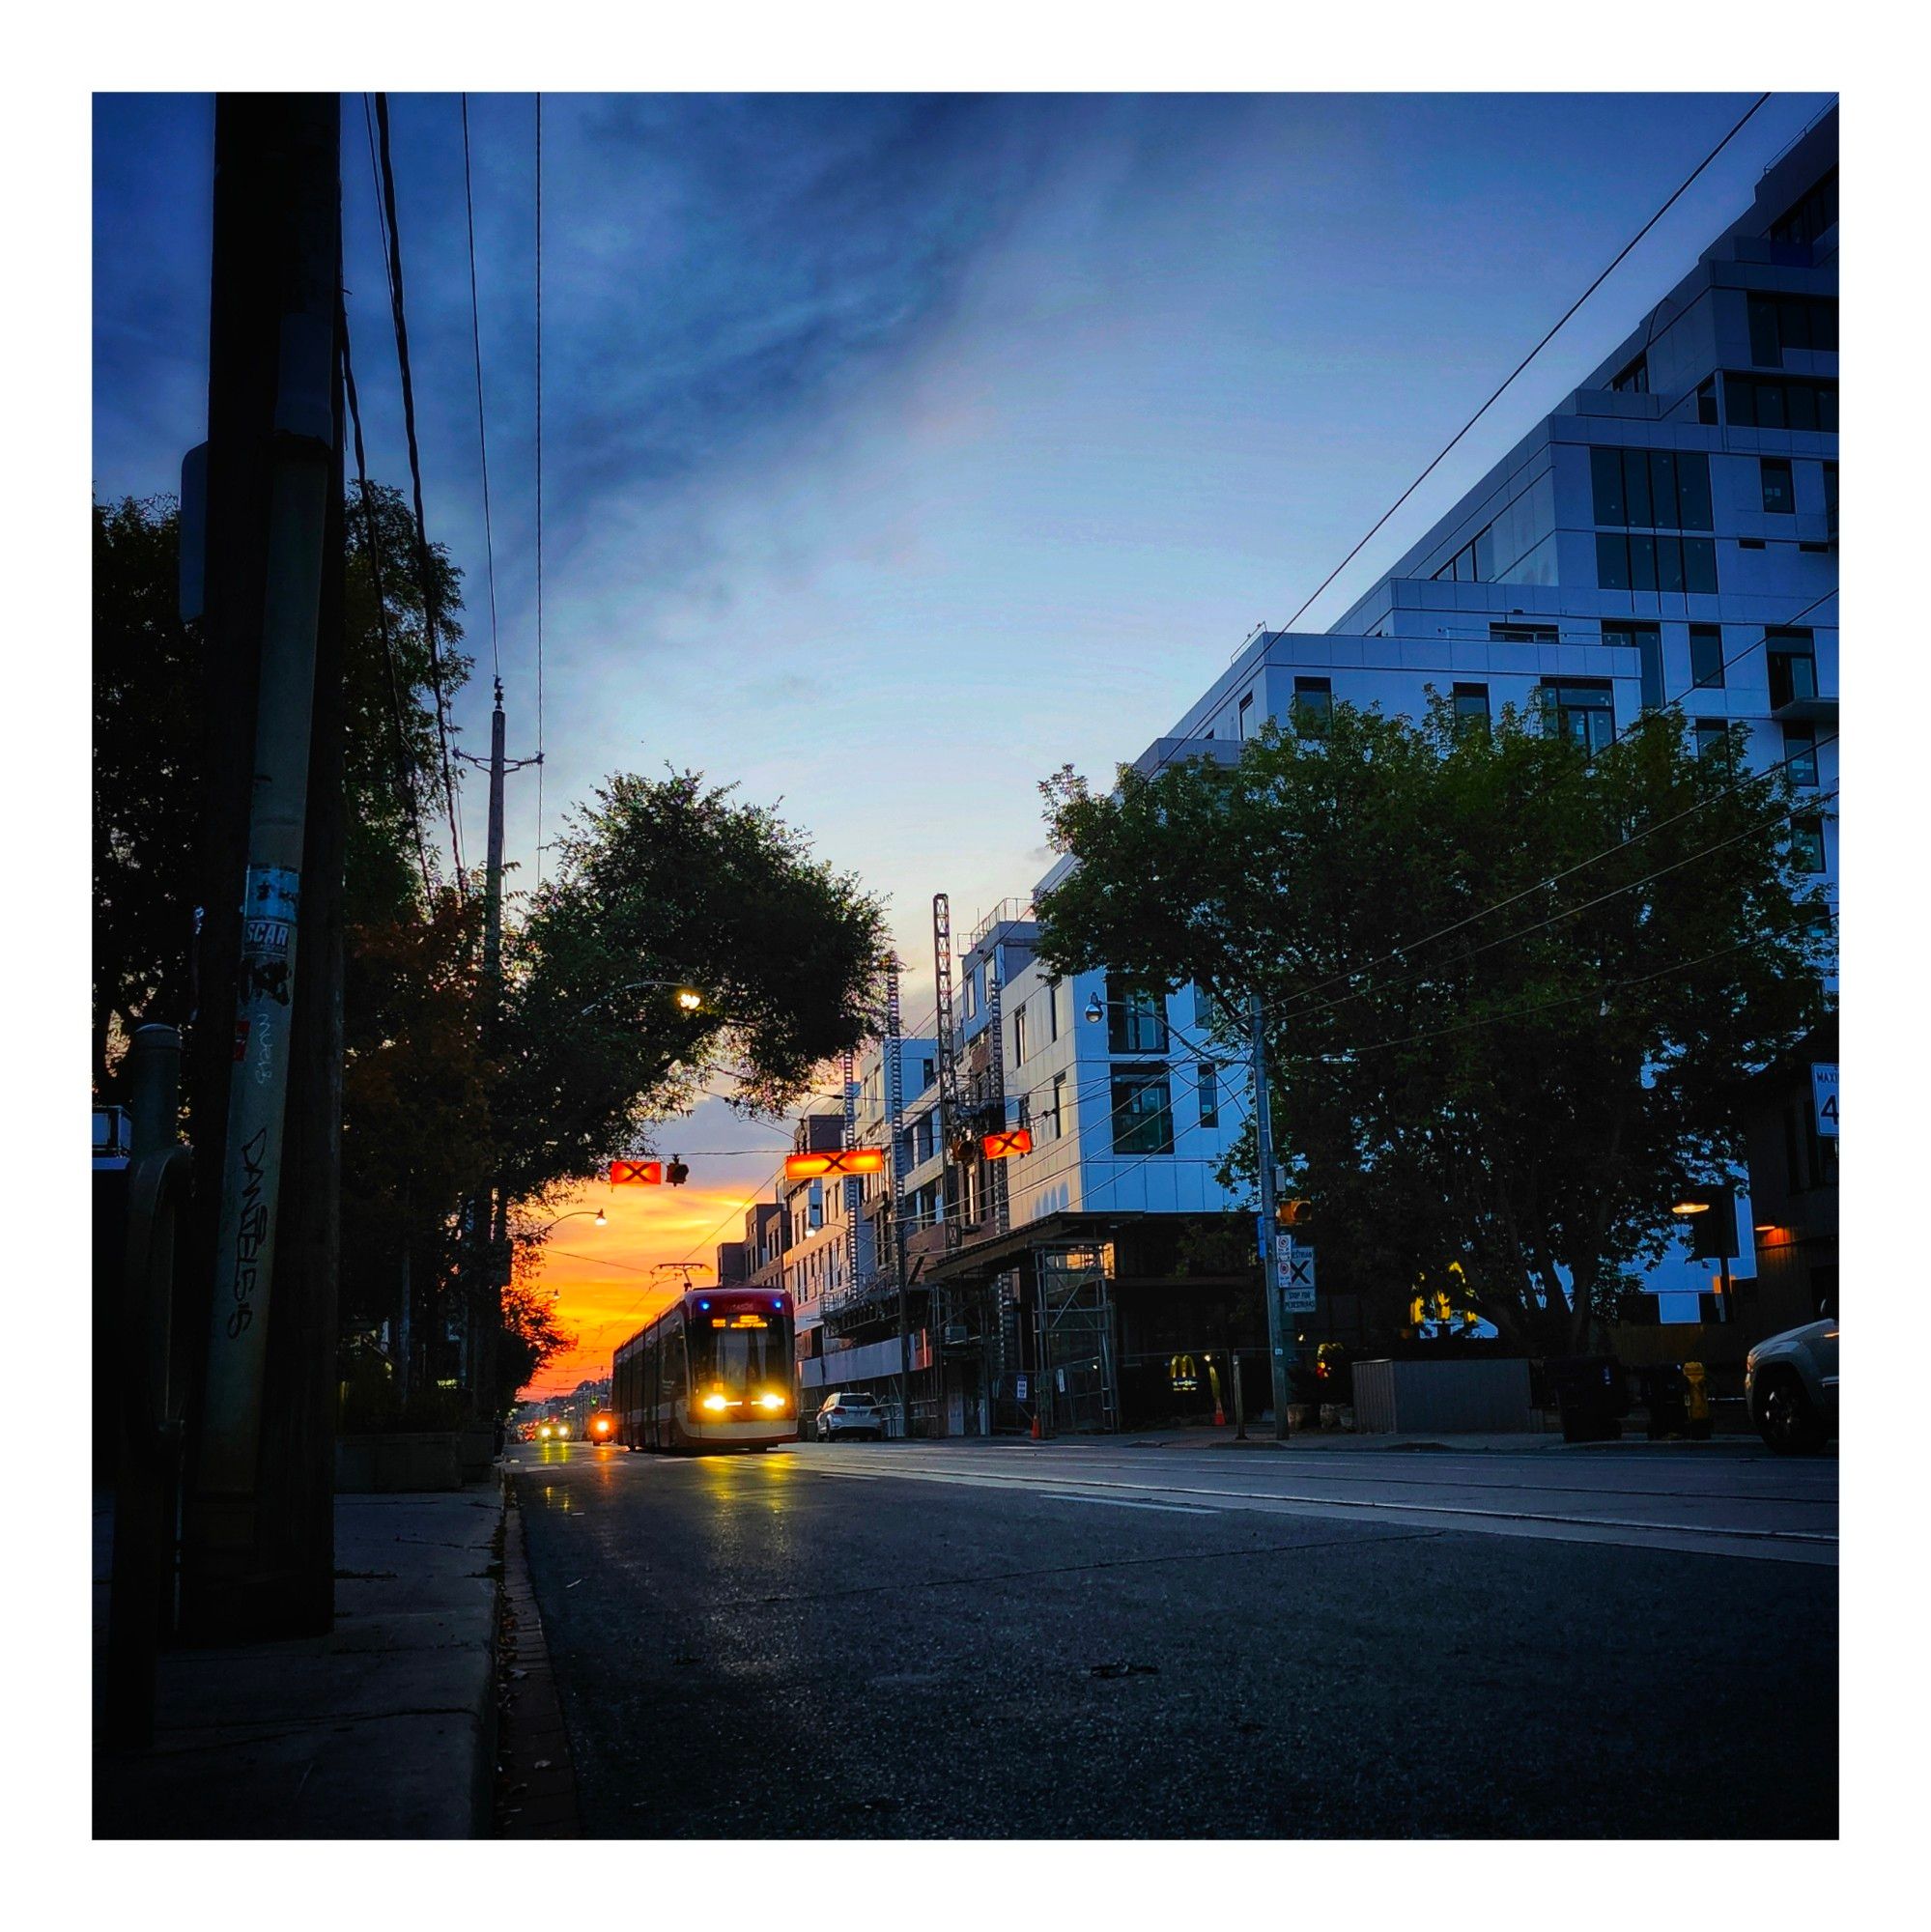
[1084,992,1105,1025]
[577,980,704,1018]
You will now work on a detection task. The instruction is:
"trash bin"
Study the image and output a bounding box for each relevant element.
[1642,1365,1689,1441]
[1547,1355,1627,1443]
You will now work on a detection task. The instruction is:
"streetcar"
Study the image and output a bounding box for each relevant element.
[611,1287,797,1452]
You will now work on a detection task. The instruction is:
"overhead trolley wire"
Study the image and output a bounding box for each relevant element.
[1278,91,1774,636]
[371,92,469,892]
[460,94,503,694]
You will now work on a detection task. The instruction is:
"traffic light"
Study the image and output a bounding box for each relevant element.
[666,1158,690,1187]
[611,1159,664,1185]
[784,1149,887,1179]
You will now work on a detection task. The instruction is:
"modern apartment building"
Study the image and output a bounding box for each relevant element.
[801,107,1839,1435]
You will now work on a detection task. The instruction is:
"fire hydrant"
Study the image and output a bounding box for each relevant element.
[1683,1360,1712,1441]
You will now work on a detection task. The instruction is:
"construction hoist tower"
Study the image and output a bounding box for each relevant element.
[931,895,966,1255]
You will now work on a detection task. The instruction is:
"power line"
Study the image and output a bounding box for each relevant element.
[371,92,468,891]
[459,93,502,694]
[534,92,547,891]
[1280,91,1773,634]
[339,302,437,901]
[1261,585,1840,1023]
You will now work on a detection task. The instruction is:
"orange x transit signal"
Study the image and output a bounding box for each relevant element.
[610,1159,664,1185]
[982,1128,1033,1159]
[783,1149,888,1179]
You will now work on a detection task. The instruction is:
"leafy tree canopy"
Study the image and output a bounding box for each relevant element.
[1036,696,1832,1352]
[496,770,889,1202]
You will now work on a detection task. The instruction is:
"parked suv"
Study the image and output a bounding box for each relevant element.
[816,1391,886,1442]
[1746,1311,1838,1455]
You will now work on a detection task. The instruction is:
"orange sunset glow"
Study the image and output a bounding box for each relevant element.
[522,1174,780,1399]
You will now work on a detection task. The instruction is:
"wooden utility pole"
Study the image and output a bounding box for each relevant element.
[180,93,344,1641]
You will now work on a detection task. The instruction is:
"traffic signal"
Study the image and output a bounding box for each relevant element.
[783,1149,886,1179]
[666,1158,690,1187]
[611,1159,664,1185]
[981,1128,1033,1159]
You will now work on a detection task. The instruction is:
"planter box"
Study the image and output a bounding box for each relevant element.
[335,1430,462,1493]
[458,1425,497,1482]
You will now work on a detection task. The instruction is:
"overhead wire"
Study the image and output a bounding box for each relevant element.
[340,301,438,900]
[1258,584,1841,1025]
[1279,91,1774,635]
[459,94,503,695]
[534,92,548,890]
[371,92,469,892]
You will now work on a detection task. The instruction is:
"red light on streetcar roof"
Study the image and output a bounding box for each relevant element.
[784,1148,888,1179]
[981,1128,1033,1159]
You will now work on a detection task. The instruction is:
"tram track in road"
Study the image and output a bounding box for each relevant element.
[790,1441,1837,1511]
[788,1450,1836,1565]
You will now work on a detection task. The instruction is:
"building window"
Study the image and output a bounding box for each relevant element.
[1016,1095,1032,1135]
[1596,532,1718,595]
[1723,374,1838,433]
[1690,625,1725,688]
[1197,1062,1220,1127]
[1767,631,1818,710]
[1111,1069,1175,1156]
[1591,446,1714,532]
[1052,976,1072,1040]
[1237,692,1254,739]
[1609,354,1649,394]
[1694,718,1731,762]
[1012,1002,1029,1067]
[1760,456,1795,515]
[1696,379,1719,425]
[1490,621,1557,645]
[1782,724,1819,786]
[922,1058,935,1091]
[1822,461,1838,534]
[1107,983,1169,1056]
[1045,977,1061,1042]
[1540,679,1615,753]
[1748,294,1840,366]
[1292,677,1332,737]
[1790,815,1826,874]
[1604,624,1662,711]
[1049,1072,1066,1143]
[1451,682,1490,740]
[1768,169,1837,248]
[963,973,977,1021]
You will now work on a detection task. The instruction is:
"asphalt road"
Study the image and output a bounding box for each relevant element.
[506,1435,1837,1838]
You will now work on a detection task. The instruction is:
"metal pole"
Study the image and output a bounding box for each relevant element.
[1232,1348,1247,1440]
[189,96,338,1573]
[1251,993,1294,1440]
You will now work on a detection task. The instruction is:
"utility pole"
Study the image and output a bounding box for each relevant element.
[183,94,344,1638]
[1251,993,1295,1440]
[459,682,540,1432]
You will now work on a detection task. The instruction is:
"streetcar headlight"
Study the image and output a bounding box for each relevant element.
[701,1393,728,1413]
[758,1392,785,1411]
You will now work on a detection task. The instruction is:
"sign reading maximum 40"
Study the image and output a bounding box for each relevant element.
[1811,1063,1838,1140]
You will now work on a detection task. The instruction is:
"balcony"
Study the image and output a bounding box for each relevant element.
[1768,653,1836,724]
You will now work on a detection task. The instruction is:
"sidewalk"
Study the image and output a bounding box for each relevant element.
[93,1477,505,1839]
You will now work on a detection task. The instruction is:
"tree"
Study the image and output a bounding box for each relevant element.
[1036,697,1832,1354]
[494,770,889,1203]
[91,486,470,1092]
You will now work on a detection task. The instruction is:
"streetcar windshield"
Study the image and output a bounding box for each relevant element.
[690,1310,792,1393]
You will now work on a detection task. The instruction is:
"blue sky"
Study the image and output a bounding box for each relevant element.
[94,90,1833,1254]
